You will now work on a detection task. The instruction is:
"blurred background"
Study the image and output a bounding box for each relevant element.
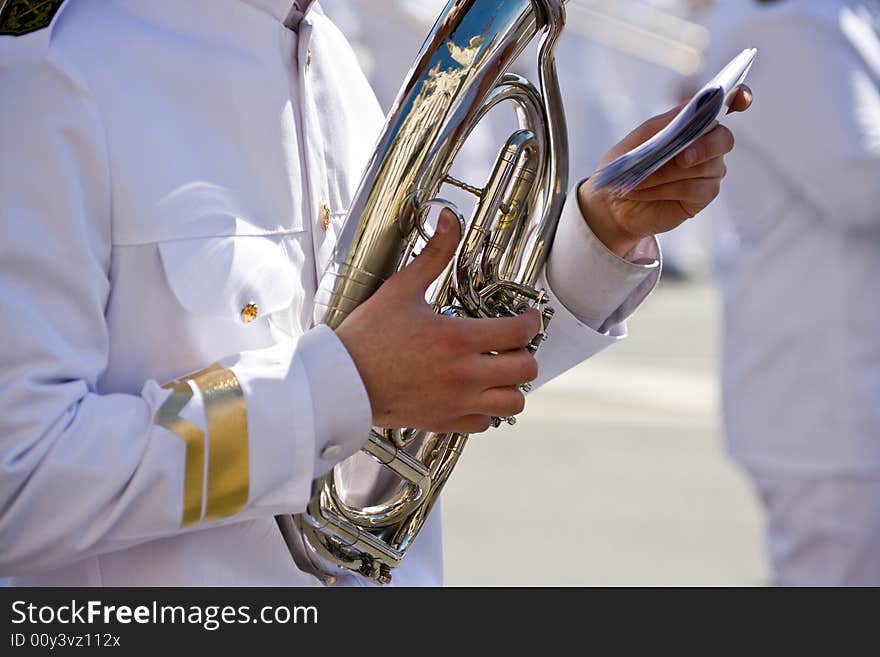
[317,0,846,586]
[440,274,768,586]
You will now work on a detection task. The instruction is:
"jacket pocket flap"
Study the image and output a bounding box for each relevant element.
[158,235,296,323]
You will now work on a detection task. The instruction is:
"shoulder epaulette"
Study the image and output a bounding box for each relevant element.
[0,0,66,37]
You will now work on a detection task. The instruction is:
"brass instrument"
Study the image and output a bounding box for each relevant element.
[276,0,569,584]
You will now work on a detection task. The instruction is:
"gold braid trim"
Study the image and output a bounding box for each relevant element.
[155,365,249,526]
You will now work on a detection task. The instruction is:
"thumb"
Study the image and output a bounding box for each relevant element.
[726,84,753,114]
[399,209,460,291]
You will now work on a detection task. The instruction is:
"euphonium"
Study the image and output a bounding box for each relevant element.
[276,0,569,584]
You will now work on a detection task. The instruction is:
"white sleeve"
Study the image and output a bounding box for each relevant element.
[529,190,661,389]
[546,185,661,332]
[0,51,370,574]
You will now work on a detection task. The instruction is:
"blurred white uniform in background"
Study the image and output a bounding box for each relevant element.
[708,0,880,585]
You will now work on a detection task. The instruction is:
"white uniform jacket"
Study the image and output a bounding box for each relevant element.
[0,0,660,586]
[709,0,880,475]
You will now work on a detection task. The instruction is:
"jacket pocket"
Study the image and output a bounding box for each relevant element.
[157,233,299,328]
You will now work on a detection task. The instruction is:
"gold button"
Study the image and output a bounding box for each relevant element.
[306,49,312,71]
[241,302,259,324]
[319,201,331,232]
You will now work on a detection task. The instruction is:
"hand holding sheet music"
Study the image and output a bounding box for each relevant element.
[592,48,757,195]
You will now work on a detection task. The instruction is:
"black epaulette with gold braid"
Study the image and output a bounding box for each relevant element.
[0,0,66,37]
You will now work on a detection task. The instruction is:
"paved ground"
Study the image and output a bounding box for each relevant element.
[441,278,770,586]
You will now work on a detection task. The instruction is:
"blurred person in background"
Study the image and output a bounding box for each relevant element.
[707,0,880,585]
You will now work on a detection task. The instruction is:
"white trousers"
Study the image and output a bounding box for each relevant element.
[750,471,880,586]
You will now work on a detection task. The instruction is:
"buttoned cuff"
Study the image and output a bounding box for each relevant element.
[546,186,661,332]
[297,324,373,477]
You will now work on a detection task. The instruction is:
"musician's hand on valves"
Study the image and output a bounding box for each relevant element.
[335,210,541,435]
[577,85,754,256]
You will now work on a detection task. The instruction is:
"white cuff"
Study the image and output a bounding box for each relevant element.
[297,325,373,477]
[546,187,661,332]
[532,268,622,390]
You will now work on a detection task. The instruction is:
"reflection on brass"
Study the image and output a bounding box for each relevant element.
[241,302,259,324]
[282,0,567,585]
[446,34,484,67]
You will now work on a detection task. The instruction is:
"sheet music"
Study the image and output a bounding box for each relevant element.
[592,48,757,194]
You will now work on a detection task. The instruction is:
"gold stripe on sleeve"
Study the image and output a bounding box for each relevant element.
[193,364,250,521]
[154,379,205,527]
